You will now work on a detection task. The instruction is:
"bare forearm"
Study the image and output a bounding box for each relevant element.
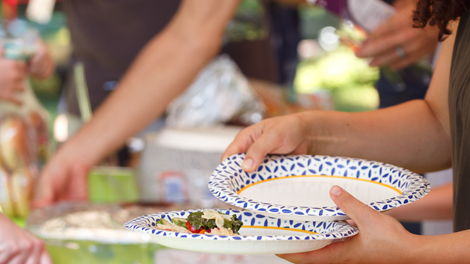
[303,100,452,173]
[387,183,453,221]
[59,0,239,166]
[416,230,470,263]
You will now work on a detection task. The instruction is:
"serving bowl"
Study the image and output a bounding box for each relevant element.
[209,154,430,221]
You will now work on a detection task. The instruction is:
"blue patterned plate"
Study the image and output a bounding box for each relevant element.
[209,154,430,221]
[124,208,357,254]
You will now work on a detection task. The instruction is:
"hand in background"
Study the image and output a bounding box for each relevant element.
[221,113,311,172]
[277,186,419,264]
[32,147,91,208]
[28,40,55,80]
[0,213,52,264]
[0,49,27,105]
[355,0,439,70]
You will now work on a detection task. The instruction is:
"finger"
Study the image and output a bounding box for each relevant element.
[390,55,423,70]
[329,185,380,228]
[39,250,53,264]
[7,243,31,264]
[5,94,23,106]
[0,246,19,264]
[367,46,417,68]
[221,126,261,162]
[24,238,43,264]
[242,132,283,172]
[357,29,415,58]
[277,239,348,264]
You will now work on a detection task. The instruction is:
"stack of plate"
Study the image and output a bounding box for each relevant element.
[126,154,430,254]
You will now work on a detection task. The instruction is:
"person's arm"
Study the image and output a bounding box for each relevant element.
[0,213,52,264]
[33,0,240,207]
[387,182,453,221]
[276,22,465,263]
[278,184,469,264]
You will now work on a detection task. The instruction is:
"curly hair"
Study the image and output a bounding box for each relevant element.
[413,0,469,40]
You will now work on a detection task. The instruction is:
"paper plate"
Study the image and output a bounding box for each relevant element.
[124,209,357,254]
[209,154,430,221]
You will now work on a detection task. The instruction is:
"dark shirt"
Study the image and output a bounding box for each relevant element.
[63,0,278,116]
[449,2,470,232]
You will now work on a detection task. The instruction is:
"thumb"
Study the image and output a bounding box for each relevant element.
[330,185,379,228]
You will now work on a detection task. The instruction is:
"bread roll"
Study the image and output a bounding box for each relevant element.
[0,116,34,171]
[0,167,15,217]
[10,168,34,218]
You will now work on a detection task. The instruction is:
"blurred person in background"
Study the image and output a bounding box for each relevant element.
[0,40,54,104]
[34,0,440,208]
[356,0,439,107]
[0,40,54,264]
[34,0,302,207]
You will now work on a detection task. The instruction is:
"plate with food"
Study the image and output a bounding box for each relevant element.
[124,209,357,254]
[209,154,430,221]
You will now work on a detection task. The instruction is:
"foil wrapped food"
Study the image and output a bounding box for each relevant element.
[165,55,265,128]
[27,202,197,244]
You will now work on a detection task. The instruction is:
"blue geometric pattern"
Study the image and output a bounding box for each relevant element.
[124,209,358,241]
[208,154,430,220]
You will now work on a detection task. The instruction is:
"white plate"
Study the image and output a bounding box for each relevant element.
[124,209,357,255]
[209,154,430,221]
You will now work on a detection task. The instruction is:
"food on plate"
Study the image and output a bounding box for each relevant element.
[156,210,243,235]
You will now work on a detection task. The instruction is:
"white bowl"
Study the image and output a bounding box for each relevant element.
[209,154,430,221]
[124,208,357,254]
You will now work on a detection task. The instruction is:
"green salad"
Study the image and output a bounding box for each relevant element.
[156,210,243,235]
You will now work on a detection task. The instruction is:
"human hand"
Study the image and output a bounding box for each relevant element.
[0,49,27,105]
[0,213,52,264]
[28,40,54,80]
[32,148,90,208]
[355,1,439,70]
[221,113,312,172]
[277,185,420,264]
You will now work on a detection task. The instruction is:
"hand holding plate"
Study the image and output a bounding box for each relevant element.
[222,113,311,172]
[277,186,419,264]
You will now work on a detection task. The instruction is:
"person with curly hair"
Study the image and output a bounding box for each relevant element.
[222,0,470,262]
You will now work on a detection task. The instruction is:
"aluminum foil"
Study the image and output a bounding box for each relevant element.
[165,55,265,128]
[27,202,196,244]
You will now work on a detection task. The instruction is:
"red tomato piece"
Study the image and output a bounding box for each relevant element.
[186,221,202,233]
